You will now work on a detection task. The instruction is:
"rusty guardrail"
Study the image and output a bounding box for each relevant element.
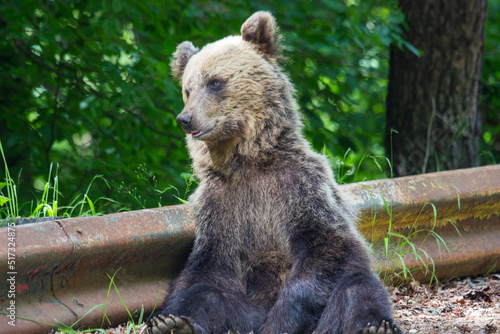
[1,165,499,333]
[343,165,500,282]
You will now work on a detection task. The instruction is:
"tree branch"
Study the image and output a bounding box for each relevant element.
[120,106,183,139]
[3,110,48,154]
[10,39,56,73]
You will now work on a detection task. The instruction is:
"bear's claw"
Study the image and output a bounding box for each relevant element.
[150,314,193,334]
[358,320,401,334]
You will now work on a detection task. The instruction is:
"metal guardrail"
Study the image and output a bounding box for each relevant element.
[0,165,499,333]
[343,165,500,282]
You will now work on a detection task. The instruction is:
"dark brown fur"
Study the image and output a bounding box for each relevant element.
[152,11,402,334]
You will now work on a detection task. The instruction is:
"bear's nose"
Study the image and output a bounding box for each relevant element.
[176,113,193,131]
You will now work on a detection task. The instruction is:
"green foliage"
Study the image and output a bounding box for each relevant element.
[264,0,405,182]
[0,141,17,223]
[0,0,406,214]
[480,0,500,164]
[0,140,118,220]
[1,0,192,214]
[3,0,496,215]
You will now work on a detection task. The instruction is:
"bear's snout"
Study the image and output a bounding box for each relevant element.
[176,113,193,132]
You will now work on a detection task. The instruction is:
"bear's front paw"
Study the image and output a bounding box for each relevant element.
[358,320,402,334]
[150,314,195,334]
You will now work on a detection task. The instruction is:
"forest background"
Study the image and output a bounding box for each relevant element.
[1,0,498,216]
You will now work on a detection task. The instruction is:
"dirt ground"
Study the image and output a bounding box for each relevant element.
[393,273,500,334]
[63,274,500,334]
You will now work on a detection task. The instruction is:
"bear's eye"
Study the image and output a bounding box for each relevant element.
[184,90,190,99]
[208,79,221,90]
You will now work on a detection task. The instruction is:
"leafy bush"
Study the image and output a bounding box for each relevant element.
[0,0,460,214]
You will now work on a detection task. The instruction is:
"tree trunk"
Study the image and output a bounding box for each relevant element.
[386,0,487,177]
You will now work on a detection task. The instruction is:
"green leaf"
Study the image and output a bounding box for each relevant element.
[112,0,123,13]
[86,195,96,216]
[403,41,422,57]
[0,195,10,206]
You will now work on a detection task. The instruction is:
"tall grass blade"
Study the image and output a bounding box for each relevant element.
[0,141,18,222]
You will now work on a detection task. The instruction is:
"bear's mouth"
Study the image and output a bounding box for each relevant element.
[190,121,218,140]
[191,130,203,138]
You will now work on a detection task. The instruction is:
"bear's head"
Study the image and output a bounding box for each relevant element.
[171,12,297,147]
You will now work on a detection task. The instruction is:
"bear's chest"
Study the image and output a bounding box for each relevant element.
[194,175,292,254]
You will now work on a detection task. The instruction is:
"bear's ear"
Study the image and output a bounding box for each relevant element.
[171,41,199,81]
[241,11,282,58]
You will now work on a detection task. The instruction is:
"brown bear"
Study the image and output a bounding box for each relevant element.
[149,11,402,334]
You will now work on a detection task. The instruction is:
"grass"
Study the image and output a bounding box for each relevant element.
[0,140,115,222]
[0,141,18,225]
[373,192,457,286]
[0,163,114,224]
[0,140,194,223]
[328,147,390,185]
[100,267,161,330]
[332,148,461,286]
[117,165,197,209]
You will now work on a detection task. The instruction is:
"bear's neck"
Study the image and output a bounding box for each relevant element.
[188,124,302,181]
[206,137,240,172]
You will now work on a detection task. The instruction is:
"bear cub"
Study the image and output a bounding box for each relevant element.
[150,11,402,334]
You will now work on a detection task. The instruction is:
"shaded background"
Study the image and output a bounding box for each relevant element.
[0,0,498,216]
